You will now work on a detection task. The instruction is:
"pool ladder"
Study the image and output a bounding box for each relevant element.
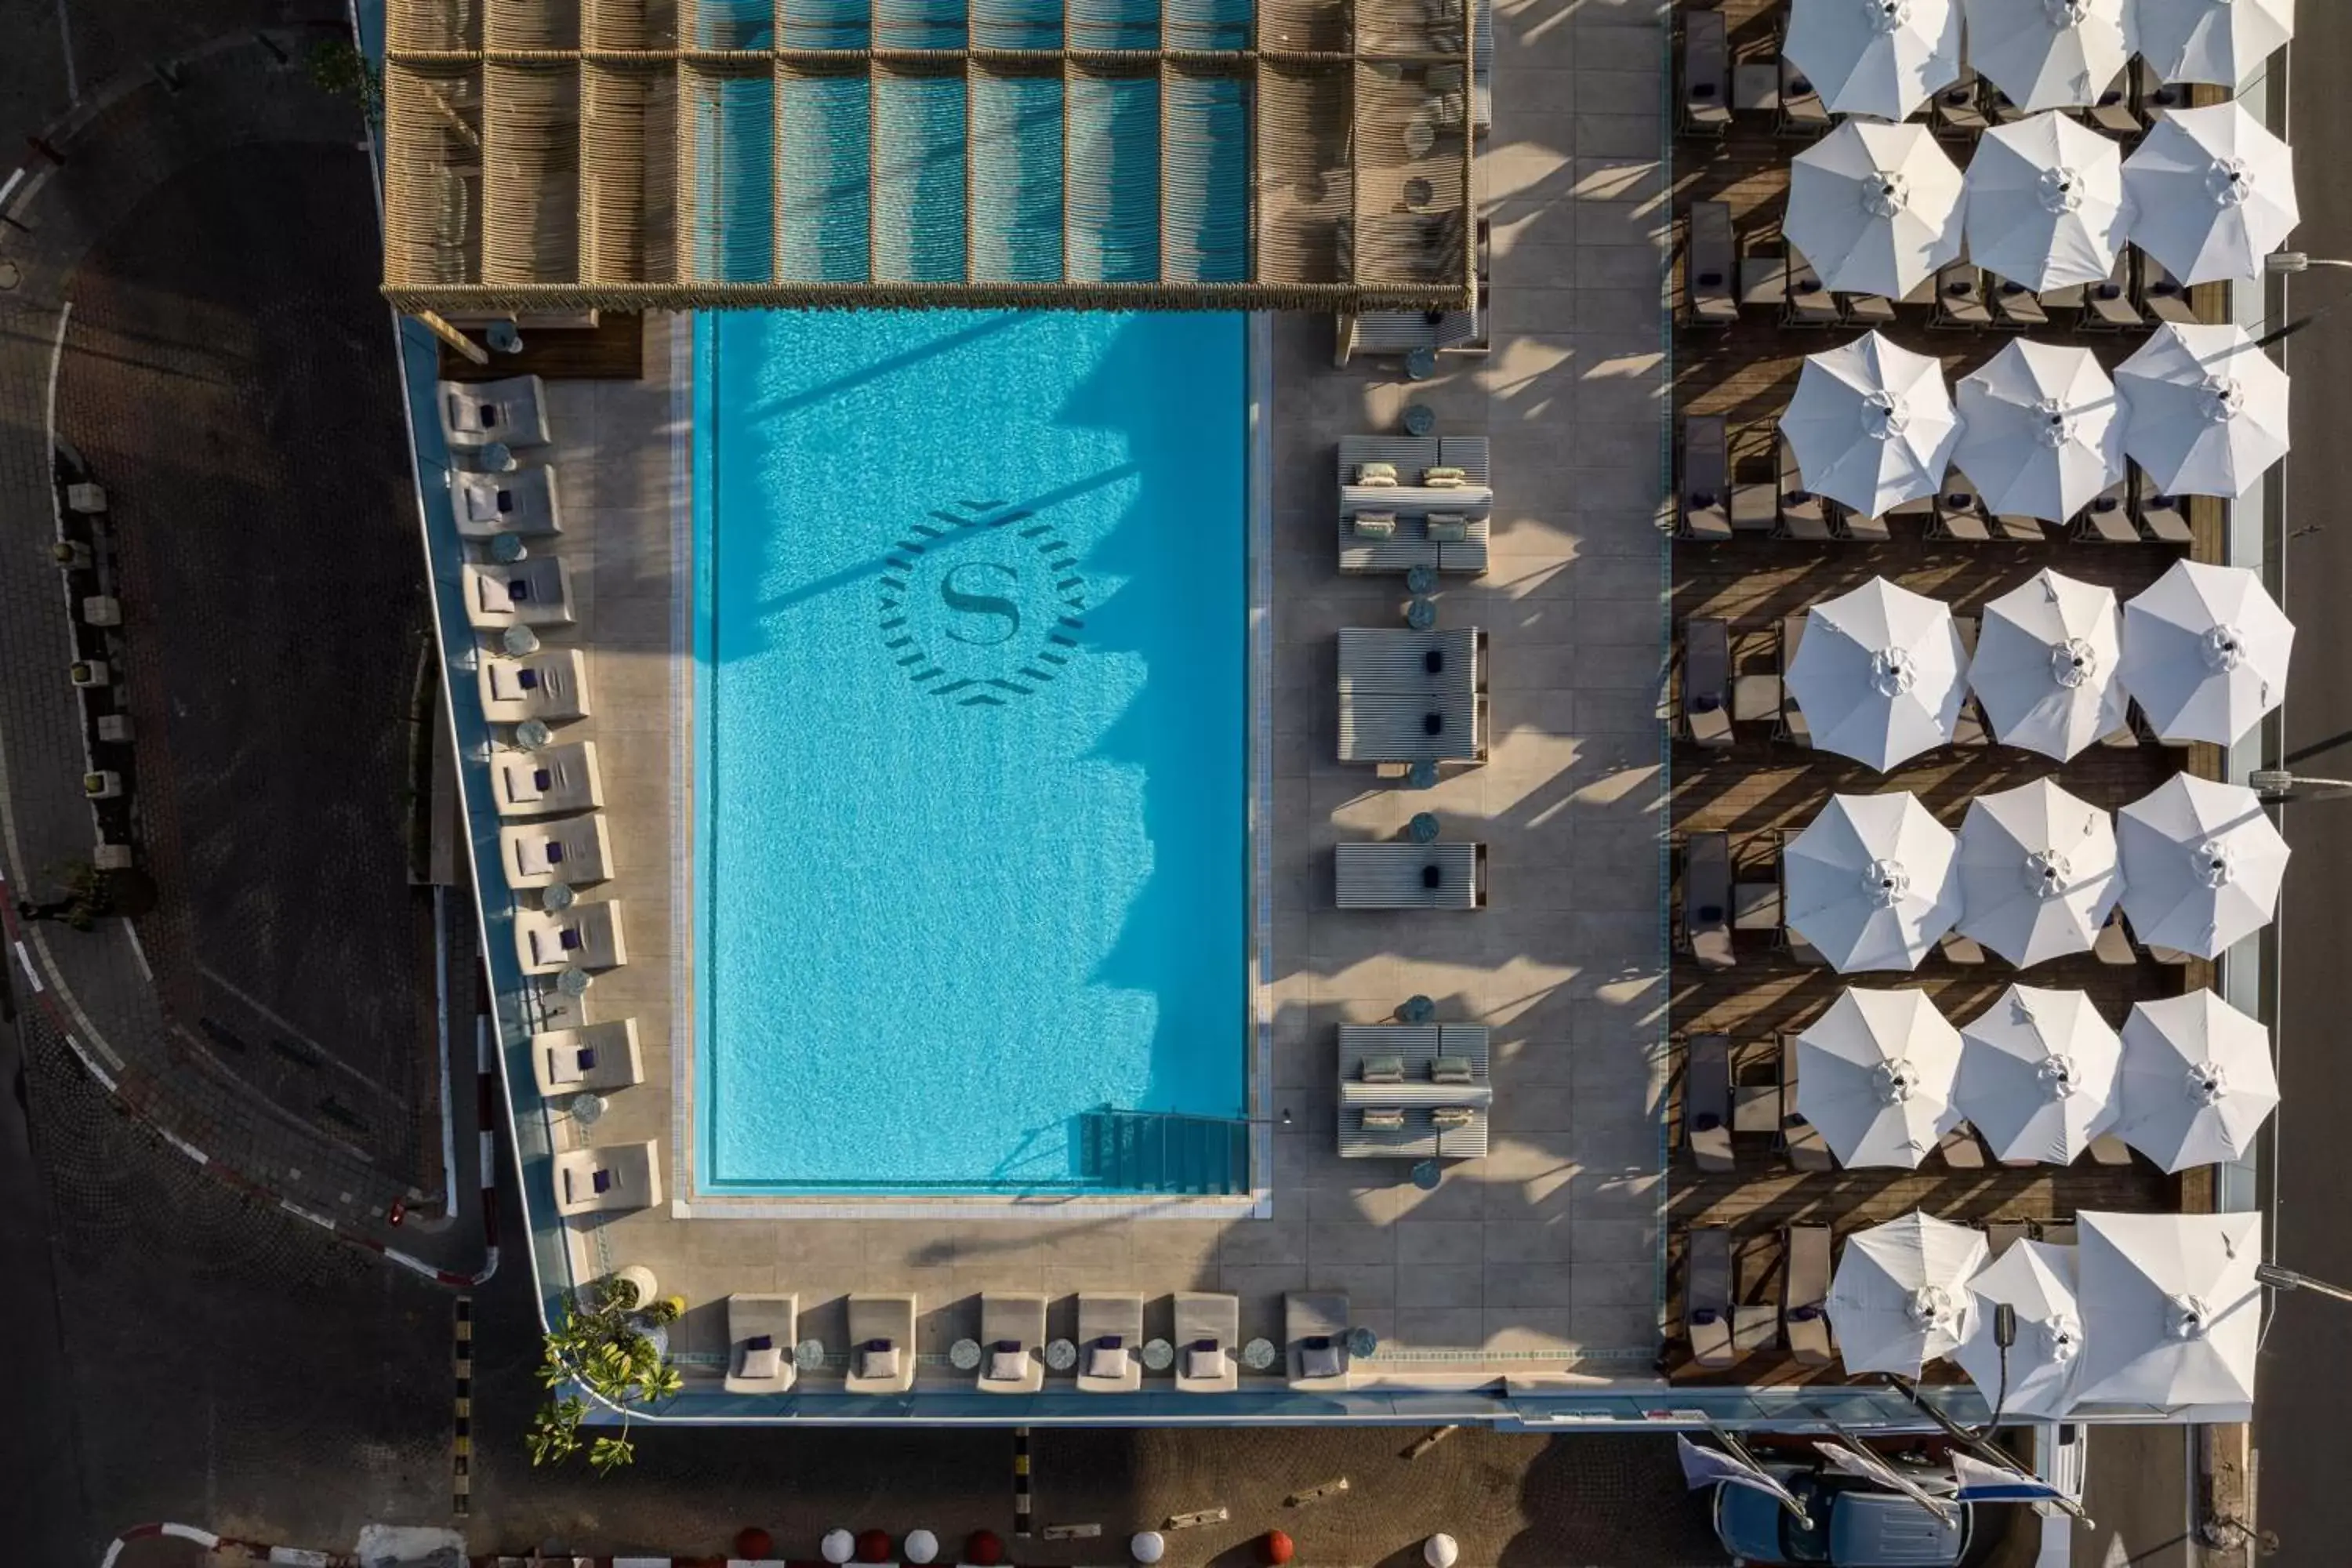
[1077,1109,1252,1196]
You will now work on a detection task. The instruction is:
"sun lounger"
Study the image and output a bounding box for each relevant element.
[1680,9,1730,133]
[531,1018,644,1096]
[1778,54,1831,132]
[1681,416,1732,540]
[499,813,614,890]
[1991,278,2049,330]
[551,1139,661,1216]
[1741,252,1790,308]
[1780,1033,1833,1169]
[2142,256,2198,325]
[1784,252,1840,327]
[1683,618,1733,748]
[462,558,575,630]
[1687,201,1740,324]
[2093,910,2137,964]
[978,1292,1047,1395]
[514,901,628,975]
[1686,1033,1735,1172]
[1932,261,1994,329]
[1778,437,1833,539]
[2085,68,2139,135]
[1784,1224,1835,1366]
[1075,1293,1145,1394]
[724,1293,800,1395]
[1336,840,1485,909]
[1684,832,1736,972]
[1338,1023,1492,1159]
[2086,1134,2132,1167]
[1733,1232,1780,1357]
[439,375,550,450]
[479,649,590,723]
[1337,629,1486,764]
[1952,615,1989,748]
[1287,1292,1354,1391]
[2081,252,2143,331]
[2073,480,2137,542]
[1940,1122,1987,1167]
[2134,473,2193,543]
[1933,474,1991,541]
[1933,71,1989,138]
[1842,289,1897,325]
[1987,1221,2033,1255]
[453,466,562,539]
[492,741,603,817]
[1174,1292,1240,1392]
[1777,615,1812,747]
[1842,510,1892,542]
[2136,56,2187,116]
[1686,1226,1739,1368]
[844,1294,918,1395]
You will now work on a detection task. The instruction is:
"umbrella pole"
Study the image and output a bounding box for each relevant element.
[2256,1262,2352,1304]
[1877,1376,2096,1527]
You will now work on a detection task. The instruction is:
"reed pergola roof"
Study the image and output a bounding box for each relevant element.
[383,0,1479,311]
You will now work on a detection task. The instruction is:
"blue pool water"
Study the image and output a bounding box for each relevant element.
[693,310,1250,1192]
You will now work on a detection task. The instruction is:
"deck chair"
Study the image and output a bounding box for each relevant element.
[551,1139,660,1216]
[1733,1232,1782,1359]
[531,1018,643,1096]
[1784,252,1840,327]
[492,740,603,817]
[1774,835,1828,967]
[1680,9,1731,132]
[2072,479,2137,542]
[461,558,575,630]
[844,1294,919,1395]
[479,649,590,723]
[2142,256,2198,325]
[2085,67,2139,135]
[1686,1226,1739,1368]
[1681,415,1733,540]
[452,466,561,539]
[1933,71,1990,137]
[1780,1033,1833,1169]
[1778,55,1831,133]
[1683,618,1733,748]
[1688,201,1740,323]
[2135,472,2194,543]
[1986,1221,2034,1257]
[2086,1134,2132,1167]
[1784,1224,1835,1366]
[2082,252,2143,331]
[1778,438,1834,539]
[1991,278,2049,329]
[1684,832,1736,972]
[439,375,550,450]
[1951,616,1990,748]
[979,1292,1047,1394]
[1939,1122,1987,1168]
[1075,1294,1145,1393]
[1686,1033,1735,1172]
[514,901,627,975]
[2092,909,2137,964]
[2136,57,2187,117]
[1842,289,1897,325]
[1933,473,1991,541]
[1842,508,1892,542]
[1776,615,1813,748]
[1931,261,1994,329]
[1174,1293,1240,1392]
[724,1294,800,1395]
[499,814,614,890]
[1287,1292,1354,1391]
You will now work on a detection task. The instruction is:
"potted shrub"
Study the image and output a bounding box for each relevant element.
[526,1274,684,1475]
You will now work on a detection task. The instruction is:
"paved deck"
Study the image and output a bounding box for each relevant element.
[507,3,1682,1385]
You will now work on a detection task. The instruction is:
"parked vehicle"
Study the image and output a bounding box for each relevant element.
[1713,1460,1973,1566]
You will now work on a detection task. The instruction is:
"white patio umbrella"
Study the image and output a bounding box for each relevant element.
[1951,341,2128,524]
[1786,793,1965,973]
[1963,111,2130,291]
[1827,1210,1987,1375]
[1953,780,2121,967]
[1780,332,1965,521]
[1960,0,2129,111]
[2115,324,2291,499]
[2122,102,2299,285]
[1955,1240,2085,1418]
[2118,560,2293,746]
[2074,1210,2261,1406]
[1796,988,1964,1169]
[1787,122,1968,301]
[1956,984,2122,1163]
[1784,0,1965,123]
[2115,991,2278,1171]
[1784,576,1969,771]
[2116,775,2288,959]
[2129,0,2294,89]
[1967,569,2128,761]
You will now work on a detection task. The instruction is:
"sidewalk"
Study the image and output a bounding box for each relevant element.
[0,36,486,1282]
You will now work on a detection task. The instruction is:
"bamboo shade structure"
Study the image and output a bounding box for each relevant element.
[383,0,1477,309]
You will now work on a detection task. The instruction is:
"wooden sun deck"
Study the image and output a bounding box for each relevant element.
[1661,2,2233,1385]
[437,312,648,381]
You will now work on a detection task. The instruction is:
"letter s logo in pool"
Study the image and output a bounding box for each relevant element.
[938,561,1022,646]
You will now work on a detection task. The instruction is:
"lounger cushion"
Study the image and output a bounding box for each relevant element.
[1353,512,1398,539]
[741,1345,785,1380]
[1429,1056,1474,1084]
[1185,1344,1223,1381]
[545,1049,586,1087]
[858,1343,899,1381]
[986,1346,1028,1382]
[1300,1338,1344,1379]
[1087,1338,1129,1379]
[1361,1054,1406,1083]
[1356,463,1399,485]
[1426,515,1469,543]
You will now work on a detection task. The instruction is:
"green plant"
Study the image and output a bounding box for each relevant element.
[527,1276,684,1475]
[308,39,383,125]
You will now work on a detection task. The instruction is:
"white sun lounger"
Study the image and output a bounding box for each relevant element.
[479,650,589,723]
[550,1139,660,1216]
[499,813,613,889]
[461,558,575,630]
[978,1292,1047,1395]
[531,1018,643,1096]
[439,375,550,450]
[844,1294,918,1396]
[514,901,627,974]
[1174,1292,1240,1392]
[452,466,561,539]
[724,1293,800,1395]
[491,741,602,818]
[1075,1293,1145,1394]
[1287,1291,1354,1391]
[1335,841,1486,909]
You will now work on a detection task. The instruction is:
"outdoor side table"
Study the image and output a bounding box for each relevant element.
[949,1338,982,1372]
[1241,1338,1278,1371]
[1141,1338,1175,1373]
[1044,1338,1078,1373]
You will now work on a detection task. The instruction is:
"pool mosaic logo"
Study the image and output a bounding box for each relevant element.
[877,500,1089,707]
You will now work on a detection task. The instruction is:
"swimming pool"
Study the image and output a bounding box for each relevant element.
[693,310,1251,1193]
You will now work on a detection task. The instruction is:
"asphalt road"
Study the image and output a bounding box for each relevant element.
[2253,13,2352,1559]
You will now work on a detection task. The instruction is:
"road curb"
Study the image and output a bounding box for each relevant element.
[99,1521,337,1566]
